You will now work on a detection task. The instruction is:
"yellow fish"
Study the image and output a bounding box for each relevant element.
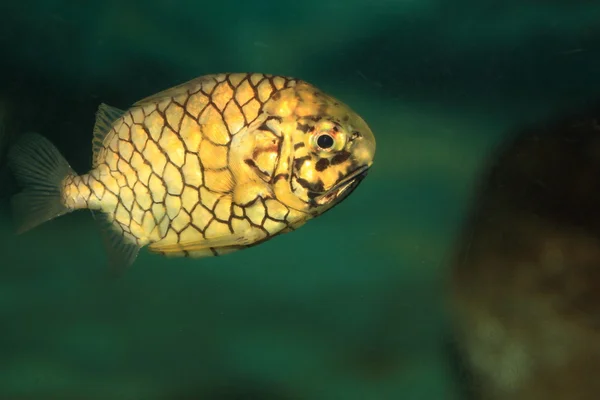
[8,73,376,273]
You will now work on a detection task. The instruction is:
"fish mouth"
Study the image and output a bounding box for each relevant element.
[312,165,370,206]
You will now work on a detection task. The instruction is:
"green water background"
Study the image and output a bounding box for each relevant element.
[0,1,599,399]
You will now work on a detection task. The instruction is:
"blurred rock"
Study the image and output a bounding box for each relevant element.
[449,103,600,399]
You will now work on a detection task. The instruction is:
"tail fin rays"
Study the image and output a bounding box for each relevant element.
[7,132,76,233]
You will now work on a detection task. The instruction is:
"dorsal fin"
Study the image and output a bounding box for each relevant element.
[92,103,125,167]
[133,75,213,107]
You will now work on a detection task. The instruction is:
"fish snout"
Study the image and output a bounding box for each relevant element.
[352,126,376,169]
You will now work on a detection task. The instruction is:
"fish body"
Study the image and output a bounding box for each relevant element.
[8,73,376,272]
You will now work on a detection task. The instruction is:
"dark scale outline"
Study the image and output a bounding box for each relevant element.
[197,102,231,146]
[108,133,119,153]
[256,77,276,104]
[262,217,287,235]
[114,203,132,233]
[148,171,168,207]
[163,160,185,196]
[177,126,197,155]
[222,96,245,136]
[134,191,152,212]
[83,176,94,201]
[149,202,166,227]
[232,204,245,218]
[201,165,234,195]
[105,149,119,172]
[75,175,93,206]
[118,118,133,144]
[117,139,135,163]
[158,126,187,170]
[240,197,270,238]
[112,194,132,233]
[181,94,209,129]
[121,111,135,130]
[202,214,233,239]
[209,190,224,212]
[212,198,235,235]
[199,138,230,172]
[140,126,168,177]
[264,198,290,222]
[165,193,183,222]
[225,73,244,90]
[131,124,150,154]
[230,90,248,127]
[232,80,255,115]
[130,151,154,188]
[240,98,262,126]
[201,217,217,239]
[119,186,135,212]
[250,73,265,87]
[249,77,263,105]
[170,209,192,235]
[181,183,201,212]
[163,100,185,135]
[172,92,188,108]
[212,79,234,116]
[123,151,145,192]
[87,175,106,200]
[212,197,232,222]
[117,158,138,188]
[129,201,146,225]
[120,149,142,187]
[257,198,268,227]
[198,186,221,212]
[187,202,207,230]
[109,169,127,190]
[177,224,204,244]
[140,103,156,118]
[156,215,171,240]
[183,151,205,188]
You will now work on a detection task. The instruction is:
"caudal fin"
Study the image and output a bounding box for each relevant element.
[7,132,76,233]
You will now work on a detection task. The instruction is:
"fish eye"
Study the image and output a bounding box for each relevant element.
[316,133,335,150]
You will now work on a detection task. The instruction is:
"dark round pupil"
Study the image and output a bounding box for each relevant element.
[317,134,334,149]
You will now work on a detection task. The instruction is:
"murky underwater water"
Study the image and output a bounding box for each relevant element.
[0,1,599,399]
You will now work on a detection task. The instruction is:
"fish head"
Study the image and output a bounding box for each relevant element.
[274,83,376,215]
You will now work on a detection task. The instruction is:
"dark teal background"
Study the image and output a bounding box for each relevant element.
[0,1,599,399]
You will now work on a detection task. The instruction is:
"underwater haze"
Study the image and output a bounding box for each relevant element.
[1,1,600,399]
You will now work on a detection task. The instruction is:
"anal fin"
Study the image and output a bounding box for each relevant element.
[92,210,141,277]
